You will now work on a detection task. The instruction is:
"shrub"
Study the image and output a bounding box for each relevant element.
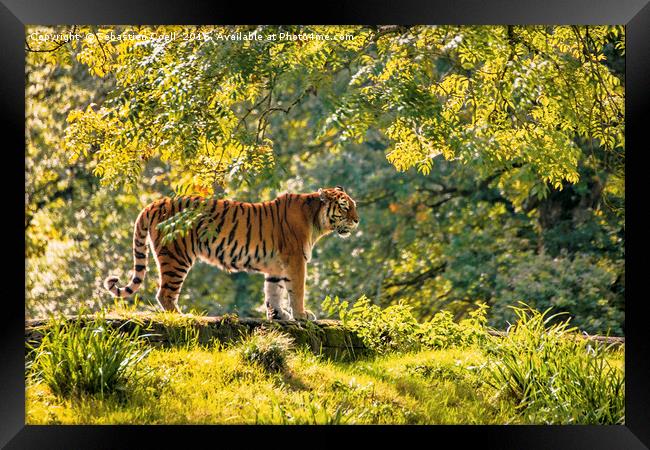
[485,304,624,424]
[323,295,420,354]
[238,328,294,373]
[491,252,623,335]
[417,303,488,350]
[29,312,151,398]
[323,295,488,354]
[416,310,464,349]
[457,302,490,345]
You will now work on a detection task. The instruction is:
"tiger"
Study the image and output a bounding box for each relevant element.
[103,186,359,321]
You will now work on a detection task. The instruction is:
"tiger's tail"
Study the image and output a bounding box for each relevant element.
[104,207,151,298]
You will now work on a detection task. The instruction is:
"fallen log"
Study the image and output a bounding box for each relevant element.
[487,329,624,347]
[25,313,624,361]
[25,313,368,360]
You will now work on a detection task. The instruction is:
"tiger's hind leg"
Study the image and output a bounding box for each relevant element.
[156,285,183,312]
[264,276,292,320]
[154,250,193,313]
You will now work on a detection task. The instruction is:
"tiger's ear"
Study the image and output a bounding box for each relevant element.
[318,188,327,202]
[335,185,345,191]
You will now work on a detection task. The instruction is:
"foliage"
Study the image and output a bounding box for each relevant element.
[238,328,294,373]
[27,25,623,194]
[28,312,151,398]
[322,295,488,354]
[484,305,625,424]
[323,295,420,354]
[25,25,625,336]
[491,252,624,334]
[418,303,489,349]
[23,25,626,427]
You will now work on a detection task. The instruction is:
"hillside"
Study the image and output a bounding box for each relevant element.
[25,308,625,425]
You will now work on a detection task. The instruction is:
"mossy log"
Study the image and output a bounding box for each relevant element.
[486,329,624,347]
[25,313,624,362]
[24,313,369,360]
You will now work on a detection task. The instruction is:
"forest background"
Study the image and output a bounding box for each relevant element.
[25,25,625,335]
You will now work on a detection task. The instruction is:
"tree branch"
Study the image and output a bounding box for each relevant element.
[383,263,447,289]
[25,26,76,53]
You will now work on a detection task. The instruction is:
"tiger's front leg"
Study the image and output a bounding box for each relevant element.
[264,276,293,320]
[285,261,317,321]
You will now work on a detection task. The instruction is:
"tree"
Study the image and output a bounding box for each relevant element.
[27,25,623,196]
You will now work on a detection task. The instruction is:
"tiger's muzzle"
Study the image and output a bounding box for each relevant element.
[335,220,358,238]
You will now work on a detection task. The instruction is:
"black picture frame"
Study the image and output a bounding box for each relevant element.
[4,1,648,448]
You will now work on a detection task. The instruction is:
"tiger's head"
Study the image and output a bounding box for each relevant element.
[318,186,360,238]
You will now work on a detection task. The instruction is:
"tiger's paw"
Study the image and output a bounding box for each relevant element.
[294,309,317,321]
[267,307,293,321]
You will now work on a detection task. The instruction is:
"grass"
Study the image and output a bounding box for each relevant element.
[483,306,625,424]
[25,302,624,425]
[238,328,294,373]
[27,312,151,398]
[27,345,522,424]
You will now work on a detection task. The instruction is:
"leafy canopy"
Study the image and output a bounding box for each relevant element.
[28,25,624,196]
